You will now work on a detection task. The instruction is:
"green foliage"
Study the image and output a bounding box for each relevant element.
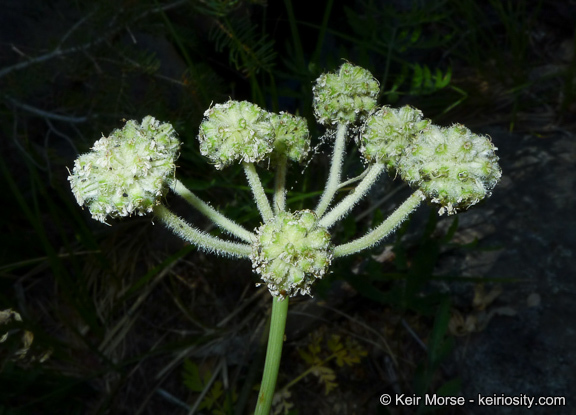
[386,64,452,103]
[208,14,277,77]
[278,327,367,402]
[413,299,458,414]
[183,359,238,414]
[448,0,540,82]
[338,211,452,315]
[343,0,454,105]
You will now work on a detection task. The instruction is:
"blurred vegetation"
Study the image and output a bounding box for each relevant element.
[0,0,573,413]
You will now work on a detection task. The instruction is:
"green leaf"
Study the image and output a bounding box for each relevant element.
[208,14,276,76]
[371,206,384,229]
[297,349,314,364]
[410,26,422,43]
[427,299,452,366]
[435,66,452,89]
[412,64,424,93]
[182,359,204,392]
[443,216,459,243]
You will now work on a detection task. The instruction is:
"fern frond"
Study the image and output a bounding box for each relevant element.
[209,15,276,77]
[194,0,241,17]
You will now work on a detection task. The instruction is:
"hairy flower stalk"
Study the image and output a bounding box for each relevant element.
[315,123,348,217]
[171,179,255,243]
[333,190,425,257]
[273,154,288,214]
[68,62,501,415]
[244,162,274,222]
[319,163,386,228]
[154,205,251,258]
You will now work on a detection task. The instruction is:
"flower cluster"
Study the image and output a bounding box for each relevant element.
[313,62,380,126]
[69,61,502,299]
[198,101,275,169]
[68,116,180,223]
[358,103,500,215]
[198,100,310,169]
[251,210,333,298]
[270,112,310,164]
[398,124,502,215]
[360,105,429,171]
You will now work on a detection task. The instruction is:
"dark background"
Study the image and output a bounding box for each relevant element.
[1,0,575,414]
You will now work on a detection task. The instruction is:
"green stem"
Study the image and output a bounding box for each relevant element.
[153,205,252,258]
[255,296,289,415]
[319,163,385,228]
[243,163,274,223]
[273,155,288,214]
[172,179,256,243]
[333,190,424,257]
[315,123,347,217]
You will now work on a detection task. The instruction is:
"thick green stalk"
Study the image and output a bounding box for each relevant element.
[273,155,288,214]
[333,190,424,257]
[244,162,274,222]
[172,179,256,243]
[153,205,252,258]
[255,296,289,415]
[315,123,347,217]
[319,163,385,228]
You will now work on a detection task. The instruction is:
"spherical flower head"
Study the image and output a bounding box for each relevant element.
[360,105,429,171]
[251,210,333,298]
[270,112,310,163]
[398,124,502,215]
[313,62,379,126]
[68,116,180,223]
[198,100,275,169]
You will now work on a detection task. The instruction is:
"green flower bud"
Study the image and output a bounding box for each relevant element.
[398,124,502,215]
[313,62,380,126]
[68,116,180,223]
[270,112,310,163]
[198,100,275,169]
[360,105,429,171]
[251,210,333,298]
